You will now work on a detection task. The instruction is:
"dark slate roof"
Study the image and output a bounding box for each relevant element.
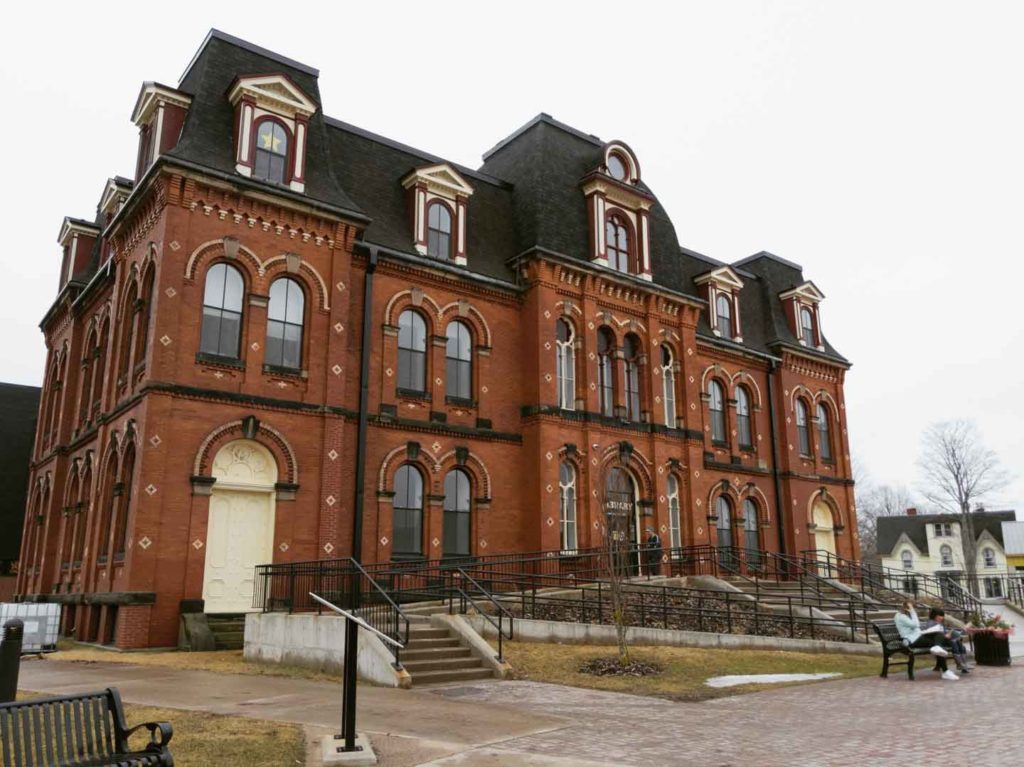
[877,510,1017,555]
[0,383,40,564]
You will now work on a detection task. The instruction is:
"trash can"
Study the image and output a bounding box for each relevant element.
[970,629,1012,666]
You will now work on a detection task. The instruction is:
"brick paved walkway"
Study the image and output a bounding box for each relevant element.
[427,665,1022,766]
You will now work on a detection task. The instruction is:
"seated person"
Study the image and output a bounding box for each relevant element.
[895,601,959,680]
[926,607,970,674]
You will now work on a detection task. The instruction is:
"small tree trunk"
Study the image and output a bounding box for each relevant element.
[960,503,979,596]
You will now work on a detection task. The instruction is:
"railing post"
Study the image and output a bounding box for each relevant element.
[0,619,24,704]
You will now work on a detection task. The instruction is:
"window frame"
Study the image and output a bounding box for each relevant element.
[555,319,576,411]
[605,212,634,274]
[661,345,676,428]
[709,380,727,445]
[597,327,616,417]
[265,276,306,371]
[795,399,812,457]
[716,495,733,550]
[743,498,761,567]
[251,117,291,186]
[444,320,473,402]
[983,547,997,568]
[816,403,833,462]
[716,294,734,339]
[426,200,454,260]
[800,306,816,346]
[442,468,472,558]
[396,310,428,395]
[392,464,424,558]
[901,550,914,570]
[940,544,953,568]
[736,385,753,450]
[667,474,681,551]
[199,262,246,361]
[623,333,641,422]
[559,462,578,553]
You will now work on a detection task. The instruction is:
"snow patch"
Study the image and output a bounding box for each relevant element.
[705,672,842,688]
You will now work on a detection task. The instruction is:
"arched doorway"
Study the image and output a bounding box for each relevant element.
[604,466,640,575]
[812,498,837,575]
[203,440,278,613]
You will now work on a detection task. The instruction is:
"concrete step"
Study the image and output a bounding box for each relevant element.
[401,656,484,673]
[401,646,474,662]
[404,637,462,649]
[407,627,450,640]
[409,667,495,686]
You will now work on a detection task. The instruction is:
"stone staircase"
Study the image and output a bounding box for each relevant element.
[398,602,496,686]
[206,614,246,650]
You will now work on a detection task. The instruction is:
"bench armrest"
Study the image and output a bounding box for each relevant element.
[125,720,174,750]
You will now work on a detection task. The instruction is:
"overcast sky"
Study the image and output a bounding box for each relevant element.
[1,2,1020,513]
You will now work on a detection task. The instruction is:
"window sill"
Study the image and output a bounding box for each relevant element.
[263,364,307,379]
[444,396,477,408]
[396,388,430,400]
[390,553,427,563]
[711,440,730,449]
[196,353,245,370]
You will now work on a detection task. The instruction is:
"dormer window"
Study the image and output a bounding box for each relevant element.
[253,120,289,185]
[605,214,633,273]
[800,307,815,346]
[607,152,628,182]
[779,281,826,351]
[695,266,744,343]
[716,295,734,339]
[426,202,453,259]
[401,164,474,265]
[130,82,192,181]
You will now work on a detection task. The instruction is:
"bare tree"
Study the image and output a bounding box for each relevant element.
[599,508,632,664]
[918,420,1010,594]
[856,483,916,556]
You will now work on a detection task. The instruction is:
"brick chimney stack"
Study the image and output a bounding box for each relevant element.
[906,508,918,516]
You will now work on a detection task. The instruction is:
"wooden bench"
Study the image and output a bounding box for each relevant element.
[0,687,173,766]
[873,620,939,680]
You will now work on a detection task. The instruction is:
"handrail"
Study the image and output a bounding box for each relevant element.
[448,568,514,661]
[347,558,411,663]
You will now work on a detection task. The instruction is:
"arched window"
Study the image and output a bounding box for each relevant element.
[661,345,676,427]
[134,267,155,377]
[555,319,575,411]
[709,380,727,444]
[940,544,953,568]
[397,310,427,393]
[72,467,91,566]
[716,496,733,564]
[77,332,96,428]
[623,333,641,422]
[743,498,761,568]
[667,474,681,550]
[796,399,811,456]
[736,386,752,449]
[597,327,615,417]
[445,321,472,400]
[117,283,138,382]
[426,202,453,259]
[114,444,135,558]
[443,469,471,557]
[393,465,423,556]
[716,294,733,339]
[983,547,996,568]
[97,456,118,561]
[253,120,289,184]
[91,320,109,418]
[605,214,631,274]
[266,278,305,370]
[200,263,244,359]
[559,462,577,552]
[800,307,815,346]
[60,472,80,570]
[816,403,832,461]
[901,550,914,570]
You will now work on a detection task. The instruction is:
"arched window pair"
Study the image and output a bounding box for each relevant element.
[710,381,754,449]
[97,444,136,562]
[392,464,472,558]
[200,264,306,370]
[597,328,642,421]
[397,311,473,400]
[715,496,760,562]
[795,400,833,461]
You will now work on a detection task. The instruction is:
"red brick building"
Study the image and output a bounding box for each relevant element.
[17,30,857,648]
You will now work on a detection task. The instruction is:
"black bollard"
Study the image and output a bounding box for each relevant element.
[0,618,24,703]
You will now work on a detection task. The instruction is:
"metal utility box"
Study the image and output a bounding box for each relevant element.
[0,603,61,653]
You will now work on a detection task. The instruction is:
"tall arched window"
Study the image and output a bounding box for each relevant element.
[800,307,815,346]
[559,462,577,552]
[816,403,832,461]
[200,263,244,359]
[397,310,427,393]
[393,465,423,557]
[736,386,752,449]
[661,345,676,427]
[426,202,452,259]
[266,277,305,370]
[709,380,727,443]
[716,496,733,565]
[445,321,472,400]
[114,444,135,558]
[605,215,631,273]
[77,332,96,428]
[97,456,118,561]
[597,327,615,417]
[134,267,155,376]
[91,320,109,418]
[901,550,914,570]
[743,498,760,568]
[117,283,138,382]
[60,472,81,570]
[940,544,953,567]
[555,319,575,411]
[253,120,289,184]
[623,333,641,422]
[667,474,681,550]
[716,294,733,339]
[443,469,471,557]
[72,467,91,566]
[796,399,811,456]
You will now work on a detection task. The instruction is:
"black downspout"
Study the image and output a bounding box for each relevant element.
[351,245,378,564]
[766,360,787,556]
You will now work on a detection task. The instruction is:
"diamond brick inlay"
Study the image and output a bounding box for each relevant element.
[138,536,152,550]
[385,367,393,377]
[380,536,389,546]
[192,539,203,550]
[546,484,553,493]
[480,539,488,549]
[432,538,440,548]
[431,441,442,452]
[544,373,552,382]
[149,435,162,447]
[169,241,181,251]
[336,281,346,292]
[546,517,555,527]
[545,452,553,461]
[325,495,336,507]
[159,335,172,346]
[324,542,335,554]
[334,322,344,333]
[165,287,177,298]
[251,342,260,351]
[481,385,488,393]
[279,542,289,552]
[332,364,343,375]
[145,484,157,495]
[328,449,338,461]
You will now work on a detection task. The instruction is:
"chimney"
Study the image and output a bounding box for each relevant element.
[906,508,918,516]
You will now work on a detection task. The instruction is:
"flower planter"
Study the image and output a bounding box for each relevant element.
[969,629,1012,666]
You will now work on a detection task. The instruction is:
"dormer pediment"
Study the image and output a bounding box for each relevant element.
[694,265,745,291]
[401,163,475,198]
[779,281,825,304]
[99,178,133,220]
[131,82,192,127]
[58,217,100,247]
[228,74,317,118]
[891,531,923,556]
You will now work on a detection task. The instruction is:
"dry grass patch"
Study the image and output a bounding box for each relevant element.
[47,643,340,682]
[502,641,879,701]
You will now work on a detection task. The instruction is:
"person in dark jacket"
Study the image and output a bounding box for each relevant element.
[644,528,662,576]
[927,608,971,674]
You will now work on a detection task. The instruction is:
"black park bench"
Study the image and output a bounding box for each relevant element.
[0,688,173,766]
[873,619,938,680]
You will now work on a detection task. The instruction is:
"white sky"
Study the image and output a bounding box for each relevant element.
[1,2,1020,512]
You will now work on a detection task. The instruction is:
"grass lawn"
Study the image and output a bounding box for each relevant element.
[16,694,305,767]
[501,641,880,701]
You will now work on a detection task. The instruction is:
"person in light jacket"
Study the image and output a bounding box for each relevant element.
[895,601,959,680]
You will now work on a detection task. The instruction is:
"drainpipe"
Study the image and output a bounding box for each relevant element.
[351,245,378,564]
[766,360,786,556]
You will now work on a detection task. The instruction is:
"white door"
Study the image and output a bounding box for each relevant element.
[202,439,279,614]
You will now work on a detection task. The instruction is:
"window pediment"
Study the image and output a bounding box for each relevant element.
[228,74,317,118]
[694,266,745,292]
[131,83,192,127]
[401,163,475,198]
[779,281,825,304]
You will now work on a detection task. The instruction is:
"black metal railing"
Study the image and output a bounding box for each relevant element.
[447,568,515,661]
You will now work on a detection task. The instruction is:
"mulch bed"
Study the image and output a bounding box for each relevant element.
[578,656,663,677]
